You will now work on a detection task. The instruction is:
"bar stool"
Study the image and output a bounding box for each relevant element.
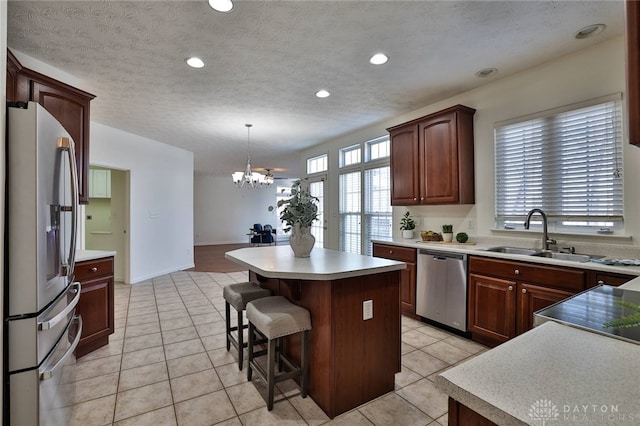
[246,296,312,411]
[223,282,271,370]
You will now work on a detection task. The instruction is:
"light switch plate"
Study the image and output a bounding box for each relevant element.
[363,300,373,320]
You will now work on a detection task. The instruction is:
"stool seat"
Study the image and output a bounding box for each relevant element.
[246,296,312,411]
[223,282,271,311]
[246,296,312,339]
[223,282,271,371]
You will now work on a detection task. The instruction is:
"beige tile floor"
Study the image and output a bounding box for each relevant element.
[63,271,487,426]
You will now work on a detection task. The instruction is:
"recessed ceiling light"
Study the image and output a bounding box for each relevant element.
[475,68,498,78]
[315,90,330,98]
[186,57,205,68]
[370,53,389,65]
[208,0,234,12]
[574,24,606,39]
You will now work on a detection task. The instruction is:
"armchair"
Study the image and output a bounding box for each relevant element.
[250,223,276,246]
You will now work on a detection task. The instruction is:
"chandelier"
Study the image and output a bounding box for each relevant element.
[231,124,273,188]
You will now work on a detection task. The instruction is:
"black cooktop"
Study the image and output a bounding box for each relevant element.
[534,285,640,345]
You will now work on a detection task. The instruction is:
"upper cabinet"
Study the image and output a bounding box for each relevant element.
[6,50,95,204]
[387,105,476,205]
[627,0,640,147]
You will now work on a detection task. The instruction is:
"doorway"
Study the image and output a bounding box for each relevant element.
[85,166,130,283]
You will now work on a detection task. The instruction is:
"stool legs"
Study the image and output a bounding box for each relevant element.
[301,330,309,399]
[266,338,277,410]
[225,301,247,370]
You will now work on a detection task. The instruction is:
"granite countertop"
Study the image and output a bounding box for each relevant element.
[372,238,640,276]
[225,245,406,280]
[76,249,117,262]
[435,321,640,425]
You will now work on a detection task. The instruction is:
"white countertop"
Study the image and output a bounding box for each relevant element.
[372,238,640,276]
[225,246,406,280]
[76,249,117,262]
[436,321,640,425]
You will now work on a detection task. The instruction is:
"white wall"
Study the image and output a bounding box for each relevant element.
[91,122,194,283]
[1,0,7,416]
[194,174,293,245]
[301,35,640,250]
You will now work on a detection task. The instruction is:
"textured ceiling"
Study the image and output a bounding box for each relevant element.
[7,1,624,178]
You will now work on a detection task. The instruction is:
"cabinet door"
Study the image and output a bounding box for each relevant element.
[468,273,517,343]
[31,79,92,204]
[390,125,420,205]
[627,0,640,146]
[400,262,417,317]
[90,169,111,198]
[587,271,635,288]
[419,112,459,204]
[517,283,574,335]
[6,51,29,102]
[75,274,114,358]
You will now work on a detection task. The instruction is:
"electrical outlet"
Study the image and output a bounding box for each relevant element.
[468,219,475,229]
[363,300,373,320]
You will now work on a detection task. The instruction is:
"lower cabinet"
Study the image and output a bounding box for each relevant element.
[372,243,418,318]
[468,256,583,346]
[586,270,635,288]
[74,257,115,358]
[448,398,497,426]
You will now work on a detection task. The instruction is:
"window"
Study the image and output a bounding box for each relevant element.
[339,172,361,254]
[307,154,328,175]
[308,180,325,248]
[495,95,623,233]
[365,136,390,162]
[340,145,361,167]
[339,136,391,255]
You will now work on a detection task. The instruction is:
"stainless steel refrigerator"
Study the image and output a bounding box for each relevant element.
[4,102,82,425]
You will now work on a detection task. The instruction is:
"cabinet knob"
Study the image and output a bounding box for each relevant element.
[420,197,424,201]
[514,269,520,275]
[389,250,393,254]
[508,285,513,291]
[597,280,604,285]
[522,288,527,294]
[413,197,417,201]
[90,267,98,272]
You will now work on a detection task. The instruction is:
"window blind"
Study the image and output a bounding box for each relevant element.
[495,98,623,225]
[309,180,325,248]
[364,166,392,256]
[339,172,361,254]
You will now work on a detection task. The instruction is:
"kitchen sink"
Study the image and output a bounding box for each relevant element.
[483,246,605,263]
[483,246,539,255]
[530,251,604,263]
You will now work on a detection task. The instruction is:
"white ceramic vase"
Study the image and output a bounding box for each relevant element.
[402,230,414,239]
[442,232,454,242]
[290,222,316,258]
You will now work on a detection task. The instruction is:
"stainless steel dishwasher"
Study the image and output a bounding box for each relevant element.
[416,249,468,332]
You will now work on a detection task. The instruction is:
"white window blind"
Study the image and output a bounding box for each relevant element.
[495,97,623,229]
[364,166,392,255]
[339,172,361,254]
[309,180,325,248]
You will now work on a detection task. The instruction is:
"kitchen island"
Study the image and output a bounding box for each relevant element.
[435,277,640,425]
[225,246,406,419]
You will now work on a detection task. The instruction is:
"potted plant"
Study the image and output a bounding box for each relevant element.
[400,212,416,239]
[442,224,454,242]
[277,179,319,257]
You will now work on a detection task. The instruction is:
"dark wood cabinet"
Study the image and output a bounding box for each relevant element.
[448,398,497,426]
[586,270,635,288]
[74,257,115,358]
[627,0,640,146]
[388,105,476,205]
[372,243,418,318]
[468,256,584,345]
[6,50,95,204]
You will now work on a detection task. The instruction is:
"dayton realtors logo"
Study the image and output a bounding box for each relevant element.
[529,399,560,425]
[529,399,636,424]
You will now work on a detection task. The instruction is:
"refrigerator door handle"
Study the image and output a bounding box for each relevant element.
[57,136,79,277]
[40,315,82,381]
[38,282,81,331]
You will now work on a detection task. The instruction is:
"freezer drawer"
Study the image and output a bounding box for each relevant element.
[9,315,82,426]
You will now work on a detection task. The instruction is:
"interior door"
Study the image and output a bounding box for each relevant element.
[308,177,326,248]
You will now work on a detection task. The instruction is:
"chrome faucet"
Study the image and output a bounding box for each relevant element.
[524,208,556,251]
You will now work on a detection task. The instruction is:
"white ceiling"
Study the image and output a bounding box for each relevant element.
[7,1,624,178]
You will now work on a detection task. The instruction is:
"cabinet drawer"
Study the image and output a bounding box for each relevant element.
[589,271,636,288]
[75,257,114,281]
[373,244,417,263]
[469,256,584,292]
